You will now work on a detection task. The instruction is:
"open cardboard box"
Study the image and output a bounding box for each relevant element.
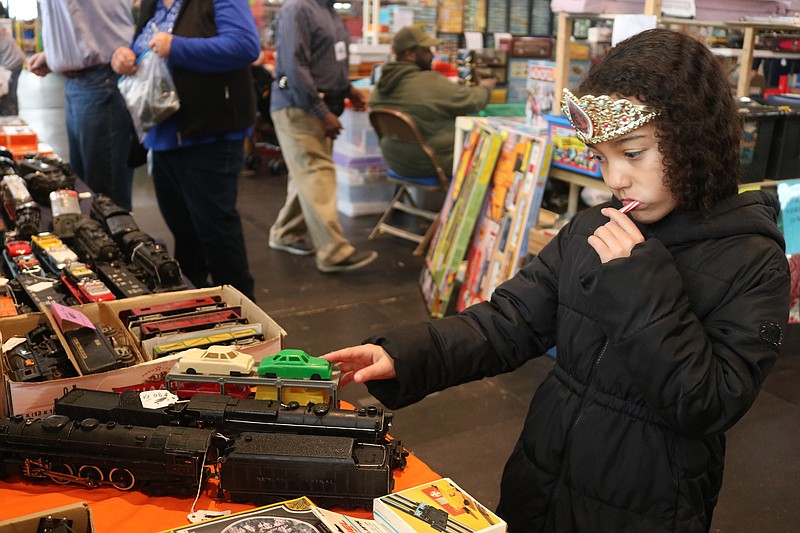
[105,285,286,362]
[0,502,94,533]
[1,286,286,418]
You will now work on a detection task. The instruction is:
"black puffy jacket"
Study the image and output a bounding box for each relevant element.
[367,190,790,532]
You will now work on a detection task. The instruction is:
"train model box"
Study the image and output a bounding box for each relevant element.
[106,285,286,363]
[0,502,95,533]
[373,478,506,533]
[0,286,286,419]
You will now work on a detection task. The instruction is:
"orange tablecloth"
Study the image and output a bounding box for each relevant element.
[0,453,439,532]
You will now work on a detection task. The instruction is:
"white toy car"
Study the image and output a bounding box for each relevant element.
[175,345,255,376]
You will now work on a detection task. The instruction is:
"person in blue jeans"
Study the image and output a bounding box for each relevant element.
[111,0,259,300]
[28,0,135,210]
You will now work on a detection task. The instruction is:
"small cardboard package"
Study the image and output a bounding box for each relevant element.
[373,478,506,533]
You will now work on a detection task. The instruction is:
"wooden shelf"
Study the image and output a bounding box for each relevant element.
[552,11,800,102]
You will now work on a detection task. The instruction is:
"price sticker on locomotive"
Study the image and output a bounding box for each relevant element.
[140,390,179,409]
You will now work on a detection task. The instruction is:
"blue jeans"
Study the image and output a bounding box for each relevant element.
[64,65,134,210]
[151,139,255,300]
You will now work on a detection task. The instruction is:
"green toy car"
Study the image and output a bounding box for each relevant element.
[257,348,332,380]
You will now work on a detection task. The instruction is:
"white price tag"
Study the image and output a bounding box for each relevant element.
[139,390,179,409]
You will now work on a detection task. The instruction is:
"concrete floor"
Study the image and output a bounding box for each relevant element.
[16,70,800,531]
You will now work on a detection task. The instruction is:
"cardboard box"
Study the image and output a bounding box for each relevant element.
[1,124,38,157]
[0,502,95,533]
[528,227,559,256]
[1,286,286,418]
[373,478,506,533]
[105,285,285,363]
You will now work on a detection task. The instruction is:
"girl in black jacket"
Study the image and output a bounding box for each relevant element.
[325,28,791,532]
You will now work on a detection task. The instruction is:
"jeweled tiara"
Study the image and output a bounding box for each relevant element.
[561,88,660,145]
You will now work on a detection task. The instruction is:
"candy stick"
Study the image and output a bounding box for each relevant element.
[619,200,640,214]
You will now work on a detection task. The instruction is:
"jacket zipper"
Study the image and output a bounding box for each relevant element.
[548,340,609,507]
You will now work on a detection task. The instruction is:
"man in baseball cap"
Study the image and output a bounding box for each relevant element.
[392,25,442,58]
[370,25,495,178]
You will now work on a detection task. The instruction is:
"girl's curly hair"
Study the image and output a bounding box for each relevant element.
[577,28,741,211]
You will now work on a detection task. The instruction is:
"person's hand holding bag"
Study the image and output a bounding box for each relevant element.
[117,49,180,140]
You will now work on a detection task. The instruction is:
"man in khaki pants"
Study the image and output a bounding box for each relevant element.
[269,0,377,273]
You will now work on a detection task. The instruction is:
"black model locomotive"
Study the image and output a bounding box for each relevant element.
[0,415,214,494]
[90,194,186,292]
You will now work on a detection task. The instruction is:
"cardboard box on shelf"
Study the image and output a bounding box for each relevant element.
[1,286,286,418]
[373,478,506,533]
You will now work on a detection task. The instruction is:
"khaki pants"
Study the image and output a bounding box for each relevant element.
[270,107,355,266]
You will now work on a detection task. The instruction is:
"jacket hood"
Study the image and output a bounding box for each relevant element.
[643,190,785,251]
[376,61,422,95]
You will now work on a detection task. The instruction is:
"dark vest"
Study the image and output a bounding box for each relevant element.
[137,0,256,138]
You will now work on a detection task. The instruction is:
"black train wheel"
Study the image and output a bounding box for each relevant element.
[78,465,104,488]
[109,468,136,490]
[50,463,75,485]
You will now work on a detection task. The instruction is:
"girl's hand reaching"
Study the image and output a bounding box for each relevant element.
[323,344,397,387]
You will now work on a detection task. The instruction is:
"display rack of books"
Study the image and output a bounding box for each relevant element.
[509,0,530,35]
[530,0,553,35]
[421,118,552,317]
[421,123,504,317]
[456,121,551,311]
[463,0,487,32]
[486,0,510,34]
[437,0,465,33]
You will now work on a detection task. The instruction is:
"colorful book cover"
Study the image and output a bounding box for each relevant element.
[457,127,551,311]
[421,123,504,318]
[525,60,556,124]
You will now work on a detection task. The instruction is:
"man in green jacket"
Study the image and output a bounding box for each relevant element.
[369,26,495,178]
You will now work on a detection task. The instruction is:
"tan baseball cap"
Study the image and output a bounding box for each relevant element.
[392,26,442,54]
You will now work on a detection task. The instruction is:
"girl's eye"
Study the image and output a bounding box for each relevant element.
[588,151,605,164]
[625,150,643,160]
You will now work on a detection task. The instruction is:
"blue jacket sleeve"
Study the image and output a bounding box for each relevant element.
[168,0,260,73]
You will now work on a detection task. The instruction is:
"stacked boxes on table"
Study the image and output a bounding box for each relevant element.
[334,106,395,217]
[0,116,40,156]
[0,285,286,418]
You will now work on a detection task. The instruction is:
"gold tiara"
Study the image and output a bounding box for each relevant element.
[561,88,660,145]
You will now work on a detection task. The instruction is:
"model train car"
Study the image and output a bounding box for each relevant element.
[0,415,214,494]
[54,388,398,447]
[218,432,393,509]
[90,194,186,292]
[1,174,41,241]
[0,412,395,508]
